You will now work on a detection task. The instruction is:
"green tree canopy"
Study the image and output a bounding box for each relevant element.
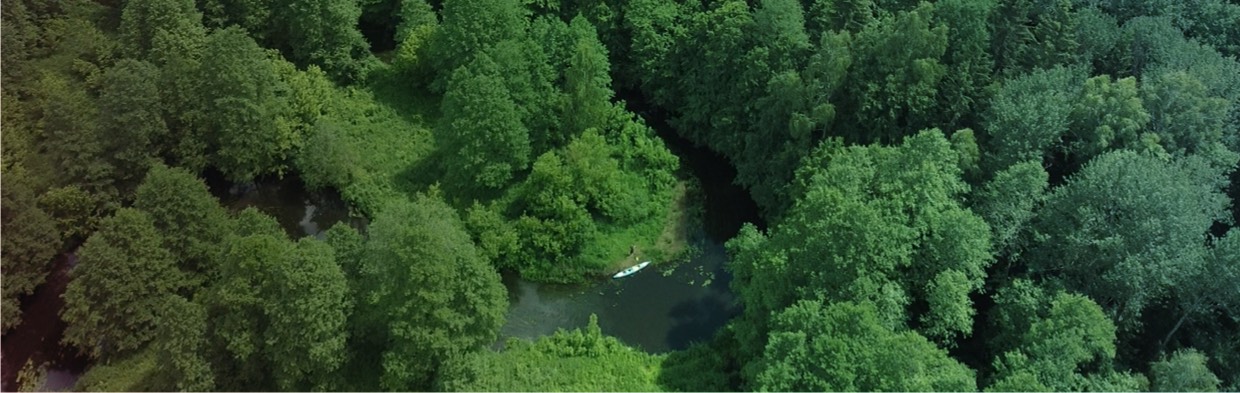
[729,129,992,365]
[1027,150,1232,329]
[751,300,976,391]
[356,195,508,390]
[61,208,191,360]
[437,52,532,189]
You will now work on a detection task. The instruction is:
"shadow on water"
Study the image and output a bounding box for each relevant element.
[203,170,366,238]
[499,235,739,353]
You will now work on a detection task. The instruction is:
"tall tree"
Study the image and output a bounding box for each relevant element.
[117,0,207,65]
[839,3,948,143]
[751,300,976,391]
[430,0,528,90]
[202,229,350,390]
[1027,150,1232,330]
[981,66,1084,171]
[729,130,992,363]
[193,27,299,182]
[971,161,1050,259]
[1067,75,1154,161]
[270,0,373,82]
[96,59,167,192]
[562,15,615,136]
[61,208,190,360]
[988,290,1142,391]
[133,164,231,275]
[357,195,508,390]
[437,52,531,189]
[1150,349,1222,392]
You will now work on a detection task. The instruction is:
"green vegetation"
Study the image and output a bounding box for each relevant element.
[3,0,1239,391]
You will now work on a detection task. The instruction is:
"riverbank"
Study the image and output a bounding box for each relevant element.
[1,253,89,392]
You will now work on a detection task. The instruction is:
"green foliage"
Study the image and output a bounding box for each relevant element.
[133,163,231,275]
[751,300,976,391]
[270,0,373,82]
[988,290,1134,391]
[437,52,532,189]
[972,161,1049,257]
[1068,75,1155,160]
[438,315,663,391]
[729,130,992,367]
[982,66,1084,171]
[117,0,206,65]
[839,3,948,142]
[37,184,109,242]
[1027,150,1231,329]
[431,0,529,90]
[1151,349,1221,392]
[0,174,61,332]
[202,225,349,390]
[356,195,508,390]
[192,27,301,181]
[97,59,167,191]
[1141,69,1233,155]
[990,0,1078,73]
[563,16,615,135]
[61,208,190,360]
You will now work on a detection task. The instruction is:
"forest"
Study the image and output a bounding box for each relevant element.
[1,0,1239,391]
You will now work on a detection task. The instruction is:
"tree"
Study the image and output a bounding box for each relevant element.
[562,16,615,135]
[839,3,948,143]
[193,27,299,182]
[1151,349,1221,392]
[982,66,1084,171]
[133,163,231,275]
[988,290,1144,391]
[202,229,350,390]
[1068,75,1154,160]
[1141,70,1232,155]
[751,300,976,391]
[270,0,372,82]
[728,130,992,361]
[437,52,531,189]
[357,195,508,390]
[1027,150,1231,329]
[117,0,207,65]
[61,208,190,360]
[199,0,272,38]
[971,161,1050,258]
[97,59,167,191]
[1,174,61,332]
[437,315,663,391]
[990,0,1078,73]
[430,0,528,90]
[933,0,996,130]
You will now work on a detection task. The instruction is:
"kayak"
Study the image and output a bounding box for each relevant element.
[612,261,651,279]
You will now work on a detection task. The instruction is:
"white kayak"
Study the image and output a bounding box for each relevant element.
[612,261,651,279]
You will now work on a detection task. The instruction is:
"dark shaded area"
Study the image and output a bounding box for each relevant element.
[203,170,361,238]
[1,253,90,391]
[359,0,398,53]
[665,295,739,351]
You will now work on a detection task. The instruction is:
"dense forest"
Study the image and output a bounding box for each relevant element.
[2,0,1239,391]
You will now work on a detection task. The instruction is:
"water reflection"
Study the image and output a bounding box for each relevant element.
[499,233,739,353]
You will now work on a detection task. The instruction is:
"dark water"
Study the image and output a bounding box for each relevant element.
[206,173,364,239]
[499,230,738,353]
[0,253,90,392]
